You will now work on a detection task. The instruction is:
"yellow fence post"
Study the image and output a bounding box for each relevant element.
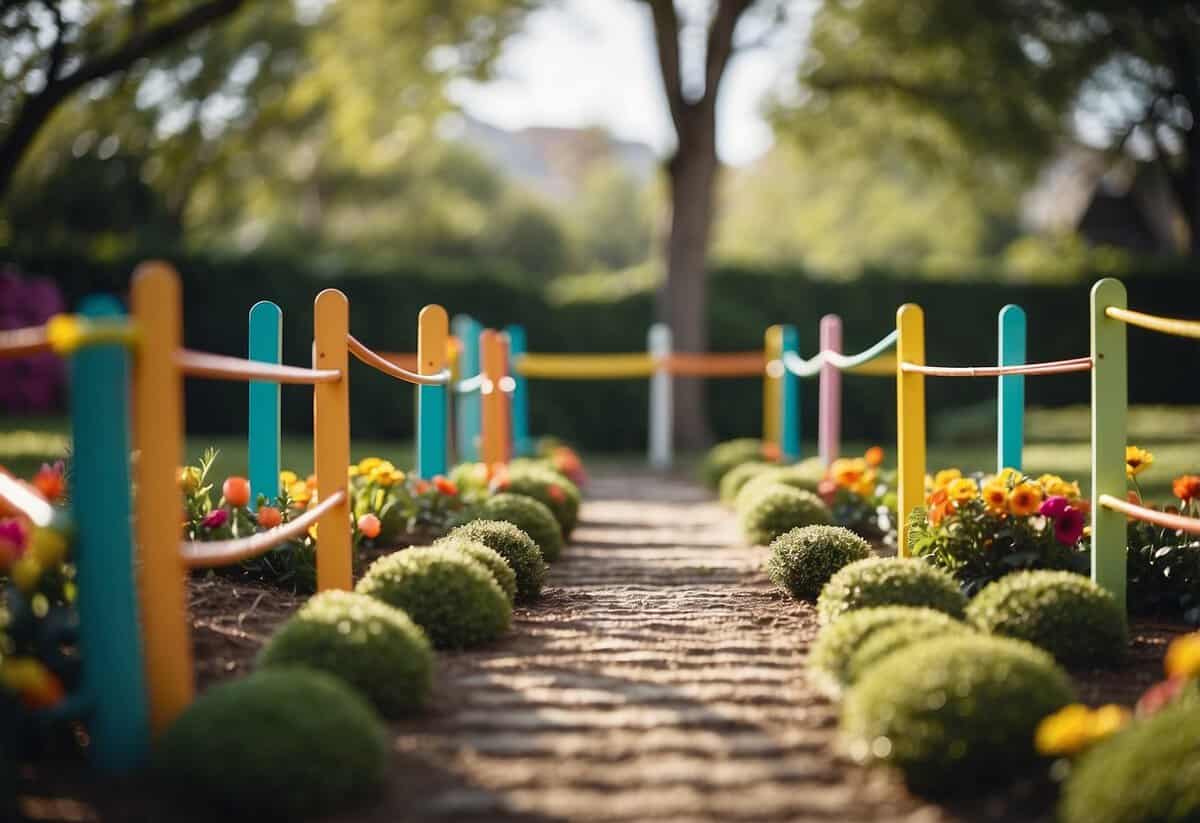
[130,262,194,734]
[481,329,508,466]
[313,289,352,591]
[896,304,926,556]
[762,324,782,448]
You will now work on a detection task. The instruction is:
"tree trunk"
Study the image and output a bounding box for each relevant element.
[659,126,718,450]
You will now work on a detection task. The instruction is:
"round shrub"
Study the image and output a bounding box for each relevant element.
[482,493,564,562]
[258,591,433,717]
[448,462,489,495]
[966,570,1129,667]
[441,520,547,603]
[718,461,772,506]
[501,465,581,538]
[1060,699,1200,823]
[766,525,871,601]
[841,635,1075,792]
[355,546,511,649]
[155,668,388,819]
[846,620,976,687]
[734,460,827,513]
[431,535,517,604]
[808,606,967,696]
[817,557,967,625]
[739,484,832,546]
[701,438,764,489]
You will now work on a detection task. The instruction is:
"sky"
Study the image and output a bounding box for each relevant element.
[449,1,810,167]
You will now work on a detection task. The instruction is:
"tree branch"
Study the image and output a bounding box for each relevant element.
[645,0,686,135]
[702,0,752,110]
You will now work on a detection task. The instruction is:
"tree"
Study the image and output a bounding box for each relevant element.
[790,1,1200,253]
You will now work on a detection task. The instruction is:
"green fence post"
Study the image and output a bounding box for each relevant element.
[997,304,1025,472]
[1090,278,1127,606]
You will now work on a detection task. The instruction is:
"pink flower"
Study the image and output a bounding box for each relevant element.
[1054,506,1086,545]
[201,509,229,529]
[1136,676,1189,717]
[1040,495,1070,519]
[0,517,28,570]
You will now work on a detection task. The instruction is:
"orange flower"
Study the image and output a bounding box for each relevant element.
[761,443,781,463]
[305,473,318,490]
[433,475,458,496]
[1173,475,1200,502]
[1008,482,1043,516]
[832,458,866,489]
[357,513,382,539]
[852,472,877,499]
[927,487,949,507]
[929,500,955,526]
[222,476,251,508]
[547,484,566,504]
[256,506,282,529]
[32,462,65,502]
[864,446,884,467]
[413,480,431,495]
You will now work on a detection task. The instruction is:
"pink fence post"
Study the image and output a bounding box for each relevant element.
[818,314,842,466]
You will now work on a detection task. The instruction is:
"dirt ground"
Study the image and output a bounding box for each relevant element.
[15,469,1190,822]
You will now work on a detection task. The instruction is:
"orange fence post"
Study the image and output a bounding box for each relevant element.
[481,329,508,465]
[313,290,352,591]
[417,305,449,477]
[130,262,194,734]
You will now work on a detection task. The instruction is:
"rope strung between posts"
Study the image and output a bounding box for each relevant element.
[178,350,342,384]
[180,491,348,568]
[900,356,1093,378]
[1098,494,1200,535]
[1105,306,1200,339]
[781,329,899,378]
[347,334,450,385]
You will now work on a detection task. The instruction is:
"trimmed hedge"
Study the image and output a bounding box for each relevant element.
[817,558,967,625]
[718,461,773,505]
[482,493,564,562]
[500,465,581,538]
[766,525,871,601]
[846,620,976,686]
[433,536,518,604]
[739,485,832,546]
[701,439,765,489]
[440,519,547,603]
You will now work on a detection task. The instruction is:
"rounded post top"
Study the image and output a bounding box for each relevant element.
[1091,277,1128,302]
[819,313,842,330]
[79,294,124,317]
[250,300,282,319]
[897,303,924,323]
[999,304,1026,322]
[314,288,348,307]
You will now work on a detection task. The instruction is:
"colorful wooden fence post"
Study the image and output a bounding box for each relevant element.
[763,325,783,448]
[248,301,282,508]
[647,323,673,469]
[896,304,926,557]
[453,314,482,461]
[71,295,149,770]
[506,323,532,458]
[480,329,508,465]
[779,324,801,461]
[418,305,449,477]
[130,262,194,735]
[313,289,352,591]
[818,314,842,466]
[1090,279,1128,605]
[997,304,1025,472]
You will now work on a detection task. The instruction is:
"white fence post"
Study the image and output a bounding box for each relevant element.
[648,323,673,469]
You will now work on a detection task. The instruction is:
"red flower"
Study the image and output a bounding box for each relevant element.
[1173,475,1200,502]
[547,485,565,504]
[32,461,65,501]
[413,480,431,495]
[1053,506,1086,545]
[434,475,458,496]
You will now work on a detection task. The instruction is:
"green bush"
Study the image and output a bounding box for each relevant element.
[846,620,976,687]
[501,465,581,538]
[440,520,547,603]
[431,535,517,604]
[718,461,772,505]
[482,493,564,562]
[155,669,388,819]
[734,460,827,513]
[701,438,765,489]
[1060,699,1200,823]
[817,558,967,625]
[807,606,967,697]
[966,570,1128,667]
[739,484,832,546]
[258,591,433,717]
[448,462,490,496]
[766,525,871,601]
[355,547,511,649]
[841,635,1075,792]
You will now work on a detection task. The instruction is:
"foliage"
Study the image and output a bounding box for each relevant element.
[909,468,1089,595]
[154,668,388,819]
[0,268,66,413]
[355,546,510,649]
[734,458,827,511]
[348,458,467,545]
[1126,475,1200,625]
[439,520,547,604]
[493,463,580,538]
[807,606,967,697]
[846,621,976,688]
[431,536,517,605]
[739,485,832,546]
[718,461,772,506]
[966,571,1129,667]
[766,525,871,601]
[257,590,434,717]
[482,493,563,563]
[841,635,1074,792]
[701,439,771,490]
[819,448,896,542]
[817,558,966,625]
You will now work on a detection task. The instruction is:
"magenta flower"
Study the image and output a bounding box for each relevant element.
[0,517,28,548]
[1039,495,1070,519]
[201,509,230,529]
[1054,506,1086,545]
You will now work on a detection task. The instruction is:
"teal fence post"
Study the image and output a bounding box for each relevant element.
[1090,278,1128,606]
[506,323,532,457]
[997,304,1025,472]
[248,301,281,506]
[779,324,801,461]
[71,295,149,772]
[452,314,482,461]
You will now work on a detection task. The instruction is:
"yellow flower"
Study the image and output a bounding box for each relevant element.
[832,458,867,489]
[946,477,978,504]
[288,480,311,505]
[1008,482,1043,516]
[1089,704,1131,738]
[996,467,1021,484]
[178,466,202,493]
[1165,633,1200,680]
[934,469,962,489]
[279,470,298,488]
[852,472,877,498]
[982,481,1009,513]
[358,457,383,474]
[1126,446,1154,478]
[347,465,361,478]
[1035,704,1129,756]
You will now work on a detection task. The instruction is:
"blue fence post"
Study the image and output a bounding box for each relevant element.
[998,304,1026,472]
[452,314,482,461]
[71,295,149,772]
[505,324,532,457]
[248,301,282,505]
[779,324,801,461]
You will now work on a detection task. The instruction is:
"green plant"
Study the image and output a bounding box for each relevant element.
[817,558,967,625]
[431,536,517,604]
[440,520,547,603]
[807,606,967,696]
[766,525,871,601]
[841,635,1075,792]
[482,493,564,562]
[1060,699,1200,823]
[498,465,581,537]
[701,438,767,489]
[966,570,1129,667]
[739,485,832,546]
[846,620,976,687]
[355,547,511,649]
[734,461,827,513]
[155,668,388,819]
[1127,476,1200,624]
[257,591,433,717]
[718,461,772,505]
